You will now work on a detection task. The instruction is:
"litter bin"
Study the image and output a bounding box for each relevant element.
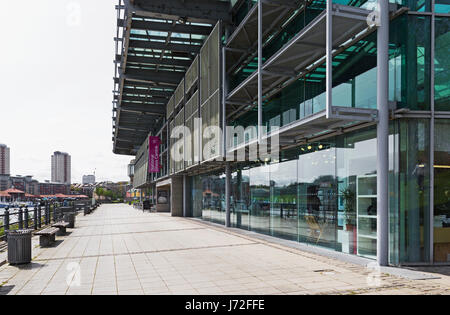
[63,213,76,228]
[7,229,33,265]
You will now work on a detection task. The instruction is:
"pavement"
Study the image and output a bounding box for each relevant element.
[0,204,448,295]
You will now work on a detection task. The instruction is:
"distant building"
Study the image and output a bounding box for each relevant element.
[0,144,10,175]
[127,159,135,186]
[82,175,96,185]
[51,151,71,184]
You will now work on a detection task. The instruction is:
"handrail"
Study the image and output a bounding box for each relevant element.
[0,200,92,241]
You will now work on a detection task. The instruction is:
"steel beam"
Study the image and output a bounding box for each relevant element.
[125,55,192,68]
[122,69,184,85]
[225,163,231,228]
[119,103,166,115]
[127,19,213,36]
[127,0,231,23]
[128,40,202,54]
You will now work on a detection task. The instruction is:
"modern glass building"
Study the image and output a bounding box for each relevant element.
[112,0,450,265]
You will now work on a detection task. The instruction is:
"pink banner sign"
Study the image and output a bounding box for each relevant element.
[148,136,161,173]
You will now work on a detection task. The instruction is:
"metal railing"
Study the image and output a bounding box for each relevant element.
[0,200,91,241]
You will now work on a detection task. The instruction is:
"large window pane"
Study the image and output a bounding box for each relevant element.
[250,164,271,235]
[397,119,431,263]
[434,119,450,263]
[270,159,298,241]
[390,15,432,110]
[435,17,450,111]
[231,169,251,229]
[336,128,378,258]
[298,142,337,250]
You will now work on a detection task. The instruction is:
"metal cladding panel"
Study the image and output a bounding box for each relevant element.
[174,109,185,173]
[185,90,199,119]
[185,56,199,93]
[200,21,222,162]
[133,137,150,188]
[175,78,185,107]
[169,120,175,175]
[167,95,175,120]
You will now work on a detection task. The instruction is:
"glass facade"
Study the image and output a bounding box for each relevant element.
[192,126,383,258]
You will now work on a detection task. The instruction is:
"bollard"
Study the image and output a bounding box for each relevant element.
[37,205,42,228]
[18,207,23,229]
[4,208,10,241]
[34,206,38,230]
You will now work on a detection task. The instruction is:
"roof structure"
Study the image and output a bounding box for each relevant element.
[113,0,233,155]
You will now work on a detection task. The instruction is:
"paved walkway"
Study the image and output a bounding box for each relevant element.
[0,204,449,295]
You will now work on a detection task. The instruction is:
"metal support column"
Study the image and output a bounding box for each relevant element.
[225,163,231,228]
[183,175,187,217]
[377,0,390,266]
[429,0,436,264]
[326,0,333,118]
[257,0,263,141]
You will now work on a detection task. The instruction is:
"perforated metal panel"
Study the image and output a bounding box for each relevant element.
[175,78,185,107]
[185,56,199,93]
[167,96,175,120]
[174,109,185,173]
[169,119,175,175]
[200,21,222,162]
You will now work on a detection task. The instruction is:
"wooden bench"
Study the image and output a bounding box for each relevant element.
[52,221,70,236]
[35,227,59,247]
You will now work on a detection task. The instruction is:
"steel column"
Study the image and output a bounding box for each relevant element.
[258,0,263,141]
[225,163,231,227]
[429,0,436,264]
[377,0,390,266]
[326,0,333,118]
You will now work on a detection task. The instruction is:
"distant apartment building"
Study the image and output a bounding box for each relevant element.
[39,181,70,195]
[82,175,96,185]
[51,151,71,184]
[0,144,10,175]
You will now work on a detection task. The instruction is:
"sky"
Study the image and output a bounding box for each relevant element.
[0,0,133,183]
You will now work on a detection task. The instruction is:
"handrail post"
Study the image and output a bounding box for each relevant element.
[4,208,10,240]
[44,201,48,225]
[34,206,38,230]
[24,206,29,229]
[38,204,42,228]
[53,202,57,223]
[18,207,23,230]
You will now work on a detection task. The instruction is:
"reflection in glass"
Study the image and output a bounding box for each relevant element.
[270,160,298,240]
[231,169,251,229]
[434,120,450,263]
[250,164,271,235]
[435,17,450,111]
[298,143,337,250]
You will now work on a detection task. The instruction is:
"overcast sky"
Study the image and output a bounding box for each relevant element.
[0,0,133,183]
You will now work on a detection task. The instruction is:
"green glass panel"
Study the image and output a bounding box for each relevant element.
[435,17,450,111]
[434,119,450,262]
[435,0,450,13]
[396,119,431,263]
[390,15,432,110]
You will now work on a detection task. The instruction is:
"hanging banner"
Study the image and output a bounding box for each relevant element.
[148,136,161,173]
